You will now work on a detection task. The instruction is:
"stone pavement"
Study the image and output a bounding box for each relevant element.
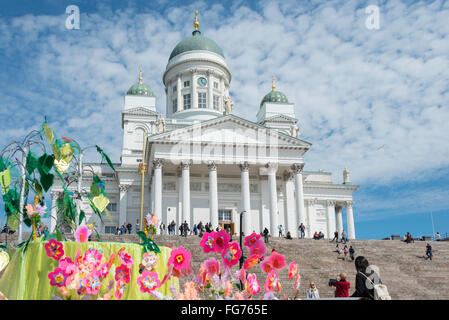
[2,233,448,300]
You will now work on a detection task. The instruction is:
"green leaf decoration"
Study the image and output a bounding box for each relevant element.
[26,152,39,175]
[7,215,18,231]
[92,194,109,213]
[88,198,100,214]
[63,192,76,222]
[43,122,55,144]
[0,167,11,194]
[56,229,62,241]
[136,231,161,254]
[33,180,43,201]
[38,154,55,175]
[17,232,33,257]
[3,188,20,216]
[0,158,6,172]
[52,143,62,161]
[79,210,85,225]
[96,145,116,172]
[90,182,101,197]
[39,169,54,192]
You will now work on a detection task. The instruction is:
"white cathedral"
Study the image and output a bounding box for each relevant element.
[50,13,358,239]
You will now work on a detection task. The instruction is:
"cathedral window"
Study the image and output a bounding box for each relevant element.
[173,85,177,93]
[183,94,191,109]
[173,98,177,113]
[213,95,220,110]
[214,81,219,89]
[218,209,232,222]
[184,80,190,87]
[198,92,207,108]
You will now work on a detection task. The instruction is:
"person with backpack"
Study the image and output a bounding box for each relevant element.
[351,256,390,300]
[349,246,355,261]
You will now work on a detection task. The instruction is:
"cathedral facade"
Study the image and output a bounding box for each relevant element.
[50,13,358,239]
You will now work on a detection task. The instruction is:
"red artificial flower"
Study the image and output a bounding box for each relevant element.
[243,254,260,270]
[213,230,230,253]
[168,247,191,271]
[267,251,286,270]
[45,239,64,261]
[115,264,131,284]
[221,242,242,268]
[244,233,262,248]
[199,232,216,253]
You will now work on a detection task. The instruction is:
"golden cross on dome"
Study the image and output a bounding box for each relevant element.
[272,76,276,91]
[138,68,143,84]
[194,10,199,31]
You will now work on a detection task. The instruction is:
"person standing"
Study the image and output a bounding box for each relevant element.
[351,256,382,300]
[435,232,441,241]
[426,243,433,260]
[349,246,355,261]
[127,222,132,234]
[343,245,349,261]
[341,229,347,244]
[263,227,269,243]
[298,223,305,239]
[332,272,350,298]
[136,220,140,233]
[306,282,320,299]
[182,220,189,237]
[278,225,283,237]
[193,224,198,235]
[331,230,339,243]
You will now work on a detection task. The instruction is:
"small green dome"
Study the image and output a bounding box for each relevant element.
[260,90,289,106]
[169,30,224,60]
[126,82,154,97]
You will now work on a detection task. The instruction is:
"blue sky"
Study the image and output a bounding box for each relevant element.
[0,0,448,239]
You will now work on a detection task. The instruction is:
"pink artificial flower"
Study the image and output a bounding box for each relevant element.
[142,252,158,270]
[213,229,230,253]
[115,264,131,284]
[151,214,158,226]
[119,250,134,268]
[74,225,91,243]
[199,232,216,253]
[45,239,64,261]
[58,257,76,276]
[25,204,35,217]
[204,258,220,275]
[35,204,47,217]
[85,273,101,295]
[264,271,282,292]
[248,240,266,258]
[267,251,286,271]
[288,261,298,280]
[137,271,161,293]
[243,255,260,270]
[168,247,191,271]
[260,259,273,274]
[48,268,68,287]
[115,281,126,300]
[221,242,242,268]
[239,267,247,284]
[244,233,262,248]
[83,248,103,267]
[245,273,260,296]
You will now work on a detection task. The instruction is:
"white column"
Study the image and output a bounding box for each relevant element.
[153,159,163,221]
[239,162,251,237]
[336,205,343,236]
[191,70,197,109]
[306,199,315,238]
[181,162,191,227]
[292,163,305,232]
[326,200,336,239]
[208,162,218,230]
[119,185,130,226]
[50,192,58,233]
[177,172,182,235]
[177,75,182,112]
[346,201,355,239]
[283,172,296,237]
[267,163,279,237]
[207,70,213,110]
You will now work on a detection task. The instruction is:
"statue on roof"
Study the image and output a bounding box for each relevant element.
[223,96,234,115]
[290,125,300,138]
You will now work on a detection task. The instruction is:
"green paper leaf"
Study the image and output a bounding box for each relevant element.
[26,152,39,175]
[56,229,62,241]
[96,145,115,172]
[34,180,43,201]
[52,143,62,161]
[79,210,85,225]
[38,154,55,175]
[39,169,54,192]
[92,194,109,213]
[0,167,11,194]
[7,215,18,231]
[43,122,55,144]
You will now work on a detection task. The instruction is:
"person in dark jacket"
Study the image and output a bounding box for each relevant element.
[351,256,381,300]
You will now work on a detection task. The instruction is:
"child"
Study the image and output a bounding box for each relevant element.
[343,245,349,261]
[333,272,350,297]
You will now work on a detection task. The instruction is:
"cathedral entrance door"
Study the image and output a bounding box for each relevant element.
[218,209,234,234]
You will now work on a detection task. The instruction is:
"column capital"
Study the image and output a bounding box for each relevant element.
[119,184,131,193]
[292,163,305,174]
[345,200,354,207]
[326,200,336,207]
[239,162,249,172]
[283,171,294,181]
[181,161,190,170]
[305,199,314,206]
[266,162,278,174]
[208,161,217,171]
[152,158,163,169]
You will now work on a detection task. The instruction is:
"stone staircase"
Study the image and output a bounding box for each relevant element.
[2,233,448,300]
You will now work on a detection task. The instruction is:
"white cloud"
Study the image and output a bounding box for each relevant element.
[0,0,448,192]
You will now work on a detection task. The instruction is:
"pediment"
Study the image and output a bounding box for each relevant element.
[261,114,298,124]
[149,115,311,148]
[122,107,159,116]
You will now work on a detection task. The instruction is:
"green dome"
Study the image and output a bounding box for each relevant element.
[126,82,154,97]
[260,90,289,106]
[169,30,224,60]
